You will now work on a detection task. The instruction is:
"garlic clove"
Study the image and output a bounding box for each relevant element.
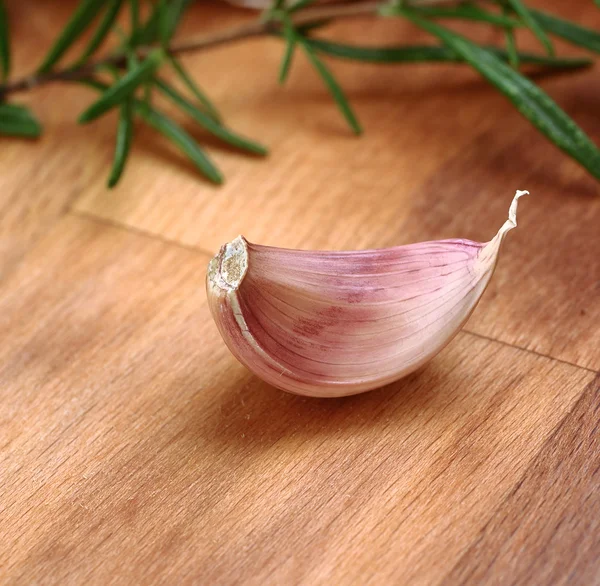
[206,190,528,398]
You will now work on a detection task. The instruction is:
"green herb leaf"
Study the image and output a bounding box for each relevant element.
[137,105,223,184]
[79,48,164,123]
[0,117,41,138]
[142,0,188,48]
[530,9,600,54]
[402,11,600,179]
[76,0,125,65]
[158,0,168,45]
[0,102,43,138]
[125,45,139,69]
[279,17,296,84]
[382,4,519,28]
[38,0,106,73]
[489,49,590,69]
[80,76,224,184]
[505,0,553,55]
[299,39,362,135]
[307,39,463,62]
[162,0,188,45]
[0,102,31,115]
[108,97,134,187]
[306,39,591,69]
[168,55,221,122]
[131,2,161,46]
[503,5,519,69]
[0,0,10,82]
[129,0,139,31]
[155,78,267,155]
[504,28,519,68]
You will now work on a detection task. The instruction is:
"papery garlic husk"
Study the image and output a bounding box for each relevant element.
[207,190,528,398]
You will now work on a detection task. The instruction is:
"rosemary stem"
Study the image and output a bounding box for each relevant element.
[0,0,466,99]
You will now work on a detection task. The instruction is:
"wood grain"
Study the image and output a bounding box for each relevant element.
[443,374,600,586]
[0,2,119,280]
[1,1,599,584]
[0,215,593,584]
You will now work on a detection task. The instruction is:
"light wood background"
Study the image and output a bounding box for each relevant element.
[1,0,599,584]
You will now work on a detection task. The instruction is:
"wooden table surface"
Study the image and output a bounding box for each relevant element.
[1,0,599,583]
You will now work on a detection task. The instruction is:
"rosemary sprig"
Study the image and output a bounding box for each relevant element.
[154,78,268,155]
[278,11,362,134]
[140,105,224,185]
[529,9,600,54]
[1,0,600,188]
[75,0,125,66]
[80,49,165,123]
[37,0,107,74]
[402,9,600,179]
[501,4,519,70]
[306,38,591,68]
[504,0,553,55]
[301,37,363,135]
[278,15,297,83]
[167,55,221,122]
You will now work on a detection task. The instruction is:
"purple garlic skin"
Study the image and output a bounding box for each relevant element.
[207,191,527,398]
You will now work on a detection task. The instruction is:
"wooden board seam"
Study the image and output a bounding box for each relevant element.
[69,209,216,259]
[462,330,597,375]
